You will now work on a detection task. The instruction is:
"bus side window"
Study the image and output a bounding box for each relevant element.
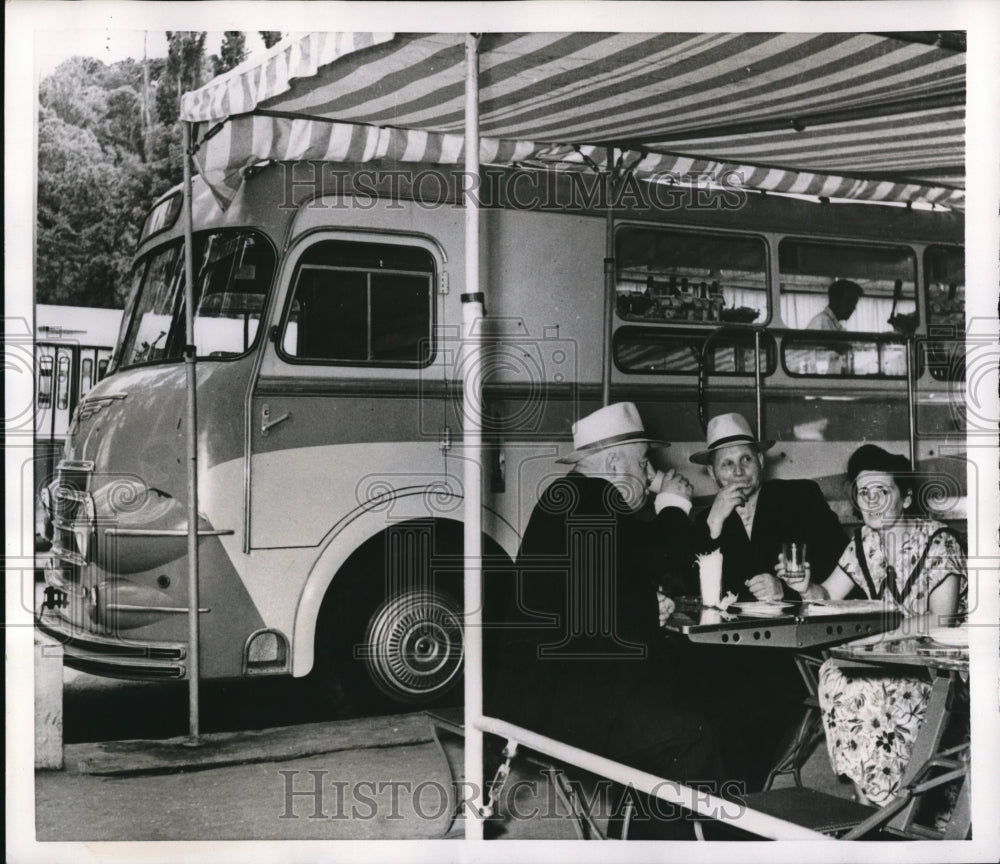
[614,329,776,375]
[615,227,768,326]
[98,356,110,381]
[779,239,917,334]
[281,240,435,366]
[57,355,71,410]
[783,333,907,377]
[81,357,94,395]
[37,355,53,408]
[924,246,965,381]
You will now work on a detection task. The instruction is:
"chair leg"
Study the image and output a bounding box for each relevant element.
[764,704,822,789]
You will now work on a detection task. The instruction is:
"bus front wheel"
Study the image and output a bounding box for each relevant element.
[360,588,464,704]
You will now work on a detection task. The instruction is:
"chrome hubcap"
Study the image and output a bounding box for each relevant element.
[362,589,463,701]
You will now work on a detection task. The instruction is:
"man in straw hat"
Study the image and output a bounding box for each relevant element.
[691,412,846,602]
[683,412,847,791]
[488,402,723,839]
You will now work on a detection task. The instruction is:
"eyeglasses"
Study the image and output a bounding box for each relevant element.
[855,483,898,502]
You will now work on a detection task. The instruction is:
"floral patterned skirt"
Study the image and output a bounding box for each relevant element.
[817,659,932,806]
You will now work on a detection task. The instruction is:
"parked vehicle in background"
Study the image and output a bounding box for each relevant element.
[34,304,122,547]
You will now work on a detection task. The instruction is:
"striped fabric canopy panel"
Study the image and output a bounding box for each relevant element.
[180,31,965,209]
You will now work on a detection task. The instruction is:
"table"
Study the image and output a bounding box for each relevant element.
[662,598,903,790]
[662,597,901,649]
[829,635,970,839]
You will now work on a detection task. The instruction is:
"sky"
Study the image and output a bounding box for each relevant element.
[36,29,269,78]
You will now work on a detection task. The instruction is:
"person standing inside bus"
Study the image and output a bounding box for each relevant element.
[488,402,722,840]
[682,412,848,790]
[807,279,864,331]
[804,279,864,374]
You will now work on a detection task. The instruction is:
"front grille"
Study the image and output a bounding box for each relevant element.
[49,461,96,565]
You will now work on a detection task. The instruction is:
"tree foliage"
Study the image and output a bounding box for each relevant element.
[259,31,283,49]
[36,32,223,308]
[213,31,247,75]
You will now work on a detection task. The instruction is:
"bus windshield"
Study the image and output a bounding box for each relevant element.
[115,231,276,370]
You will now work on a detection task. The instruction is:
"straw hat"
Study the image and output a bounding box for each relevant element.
[689,413,775,465]
[556,402,668,464]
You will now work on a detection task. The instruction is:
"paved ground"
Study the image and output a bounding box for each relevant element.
[35,705,846,843]
[35,721,586,842]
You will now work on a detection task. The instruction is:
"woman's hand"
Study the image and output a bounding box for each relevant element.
[775,554,812,593]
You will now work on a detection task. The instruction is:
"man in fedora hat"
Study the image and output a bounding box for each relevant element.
[488,402,722,839]
[691,412,846,601]
[684,412,847,791]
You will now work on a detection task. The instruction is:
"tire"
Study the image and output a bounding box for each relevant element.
[314,520,511,711]
[359,587,464,704]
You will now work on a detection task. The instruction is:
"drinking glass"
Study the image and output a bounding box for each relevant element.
[781,542,808,581]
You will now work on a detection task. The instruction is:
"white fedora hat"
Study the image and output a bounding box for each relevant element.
[689,412,775,465]
[557,402,668,464]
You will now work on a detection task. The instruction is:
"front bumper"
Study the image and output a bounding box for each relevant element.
[36,608,187,680]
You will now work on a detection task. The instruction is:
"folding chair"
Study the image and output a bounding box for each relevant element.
[763,652,827,789]
[744,740,970,839]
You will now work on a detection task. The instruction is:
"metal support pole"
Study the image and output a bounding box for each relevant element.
[601,146,616,407]
[462,32,485,841]
[181,121,201,739]
[905,336,917,465]
[754,328,764,438]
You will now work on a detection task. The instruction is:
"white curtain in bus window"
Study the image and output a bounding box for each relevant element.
[924,246,965,382]
[193,233,275,357]
[281,240,434,366]
[615,227,767,326]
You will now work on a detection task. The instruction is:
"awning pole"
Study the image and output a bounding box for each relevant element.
[181,120,201,740]
[462,32,485,841]
[905,336,917,466]
[601,146,616,406]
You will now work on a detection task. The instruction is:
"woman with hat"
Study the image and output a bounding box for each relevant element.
[786,444,967,815]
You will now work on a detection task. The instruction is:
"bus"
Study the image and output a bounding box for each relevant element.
[36,161,966,706]
[35,304,121,443]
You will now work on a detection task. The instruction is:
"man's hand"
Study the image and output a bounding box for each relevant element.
[746,573,783,601]
[706,483,749,538]
[648,468,693,501]
[657,590,677,627]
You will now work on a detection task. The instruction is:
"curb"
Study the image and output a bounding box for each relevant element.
[65,711,435,775]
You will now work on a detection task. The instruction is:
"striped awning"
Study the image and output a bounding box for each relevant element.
[181,32,965,209]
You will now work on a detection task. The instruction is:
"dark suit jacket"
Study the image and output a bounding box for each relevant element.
[487,472,694,755]
[693,479,847,600]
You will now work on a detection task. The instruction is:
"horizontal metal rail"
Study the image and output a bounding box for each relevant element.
[475,714,826,839]
[103,528,234,538]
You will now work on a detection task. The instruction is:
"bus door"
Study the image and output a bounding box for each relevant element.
[248,234,448,552]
